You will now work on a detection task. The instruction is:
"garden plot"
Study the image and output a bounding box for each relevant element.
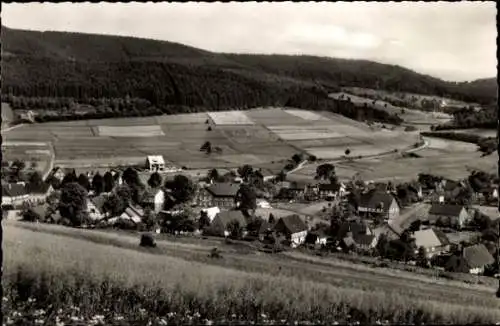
[284,109,330,121]
[424,136,478,152]
[97,125,165,137]
[86,116,159,127]
[208,111,255,125]
[50,126,95,138]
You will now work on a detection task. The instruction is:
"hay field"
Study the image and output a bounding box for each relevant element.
[246,108,311,125]
[284,109,330,121]
[97,125,165,137]
[4,222,500,325]
[208,110,255,125]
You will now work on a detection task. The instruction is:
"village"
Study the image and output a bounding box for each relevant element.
[2,151,499,277]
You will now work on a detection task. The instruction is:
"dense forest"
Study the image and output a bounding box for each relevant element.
[1,26,497,124]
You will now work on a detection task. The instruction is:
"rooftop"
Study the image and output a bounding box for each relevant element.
[147,155,165,165]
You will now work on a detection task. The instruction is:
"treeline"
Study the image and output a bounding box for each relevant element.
[433,106,497,130]
[286,88,403,125]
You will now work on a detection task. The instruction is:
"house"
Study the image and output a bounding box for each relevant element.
[146,155,165,172]
[141,188,165,213]
[27,182,54,204]
[352,234,378,252]
[338,220,373,239]
[306,229,329,246]
[317,183,339,200]
[209,210,248,237]
[258,219,275,241]
[87,194,108,221]
[197,183,240,208]
[426,204,470,229]
[445,244,495,275]
[357,190,400,222]
[413,228,451,258]
[2,183,29,208]
[276,180,312,201]
[274,214,308,248]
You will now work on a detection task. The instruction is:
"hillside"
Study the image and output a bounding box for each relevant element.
[1,26,497,123]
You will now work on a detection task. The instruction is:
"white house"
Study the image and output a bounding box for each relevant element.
[146,155,165,172]
[2,183,29,208]
[200,206,221,223]
[142,188,165,213]
[274,215,308,248]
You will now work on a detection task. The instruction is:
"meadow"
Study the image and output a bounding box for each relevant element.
[3,108,419,171]
[4,221,500,325]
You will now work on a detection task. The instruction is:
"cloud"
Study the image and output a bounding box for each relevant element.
[2,2,496,81]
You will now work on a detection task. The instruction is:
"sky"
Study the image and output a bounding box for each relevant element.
[2,2,497,82]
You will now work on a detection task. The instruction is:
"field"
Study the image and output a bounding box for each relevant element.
[5,221,500,325]
[3,108,420,171]
[291,136,496,183]
[1,141,53,176]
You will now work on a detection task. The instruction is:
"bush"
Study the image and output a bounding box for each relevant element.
[140,233,157,248]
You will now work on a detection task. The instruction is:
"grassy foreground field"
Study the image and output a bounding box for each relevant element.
[4,221,500,325]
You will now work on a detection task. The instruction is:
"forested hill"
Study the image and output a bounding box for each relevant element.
[1,26,496,122]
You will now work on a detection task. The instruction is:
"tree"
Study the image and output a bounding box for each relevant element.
[237,165,254,182]
[308,155,317,162]
[315,163,335,180]
[142,208,157,231]
[27,171,44,191]
[12,159,26,172]
[207,168,219,183]
[122,167,140,186]
[416,246,429,268]
[92,173,105,195]
[199,211,211,230]
[236,184,257,213]
[268,213,276,224]
[104,185,132,217]
[200,141,212,153]
[103,171,115,193]
[59,182,88,226]
[165,175,196,203]
[77,173,91,191]
[291,153,303,165]
[61,169,78,186]
[345,148,351,157]
[148,172,163,188]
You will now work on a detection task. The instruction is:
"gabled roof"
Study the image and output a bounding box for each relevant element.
[259,219,275,234]
[206,183,240,197]
[2,183,28,197]
[353,234,376,246]
[215,210,248,228]
[120,205,144,223]
[359,190,397,211]
[428,204,465,217]
[278,214,307,234]
[413,228,449,249]
[463,244,495,269]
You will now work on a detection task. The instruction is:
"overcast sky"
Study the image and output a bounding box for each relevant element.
[2,2,497,82]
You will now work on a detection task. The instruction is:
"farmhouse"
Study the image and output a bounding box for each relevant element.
[209,210,248,237]
[352,234,378,252]
[274,215,308,248]
[426,204,470,229]
[197,183,240,208]
[413,228,451,258]
[107,205,145,226]
[146,155,165,172]
[446,244,495,275]
[2,182,29,208]
[141,188,165,213]
[357,190,400,222]
[317,183,340,200]
[306,229,329,246]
